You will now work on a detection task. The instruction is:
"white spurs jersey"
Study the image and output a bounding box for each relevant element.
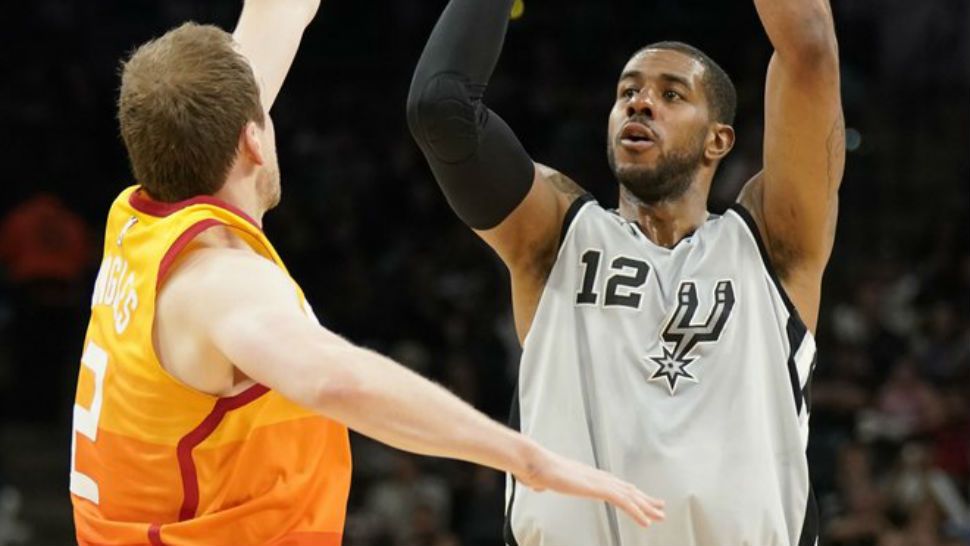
[504,195,818,546]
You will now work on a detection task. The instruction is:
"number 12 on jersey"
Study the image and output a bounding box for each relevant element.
[576,250,651,309]
[70,340,108,505]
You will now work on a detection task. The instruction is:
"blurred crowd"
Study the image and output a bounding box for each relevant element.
[0,0,967,544]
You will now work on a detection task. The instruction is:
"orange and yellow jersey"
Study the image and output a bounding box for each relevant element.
[70,186,351,546]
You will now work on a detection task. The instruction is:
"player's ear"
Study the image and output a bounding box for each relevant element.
[239,121,266,166]
[705,123,735,161]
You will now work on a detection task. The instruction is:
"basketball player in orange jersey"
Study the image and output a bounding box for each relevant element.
[69,1,665,544]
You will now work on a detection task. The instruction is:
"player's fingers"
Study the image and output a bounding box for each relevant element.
[620,481,665,519]
[610,491,651,527]
[554,460,660,526]
[610,480,665,526]
[591,478,650,527]
[634,490,666,521]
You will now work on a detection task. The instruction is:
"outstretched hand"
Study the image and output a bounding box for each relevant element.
[515,445,666,527]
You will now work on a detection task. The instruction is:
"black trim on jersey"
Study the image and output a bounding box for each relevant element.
[559,194,596,248]
[785,316,808,414]
[728,203,801,320]
[798,485,820,546]
[803,354,817,413]
[503,387,521,546]
[731,203,818,415]
[736,201,820,546]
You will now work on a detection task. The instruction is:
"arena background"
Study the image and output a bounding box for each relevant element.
[0,1,967,544]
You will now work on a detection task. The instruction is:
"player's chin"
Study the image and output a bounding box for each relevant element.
[615,164,652,184]
[613,153,658,174]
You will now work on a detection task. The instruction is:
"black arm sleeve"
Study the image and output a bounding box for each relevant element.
[406,0,535,230]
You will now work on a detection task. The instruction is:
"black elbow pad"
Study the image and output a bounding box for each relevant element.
[407,72,534,230]
[409,72,482,164]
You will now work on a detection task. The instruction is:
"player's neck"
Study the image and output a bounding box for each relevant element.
[618,185,709,248]
[215,173,265,228]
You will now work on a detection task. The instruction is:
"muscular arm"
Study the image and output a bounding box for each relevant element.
[738,0,844,331]
[406,0,581,336]
[160,242,664,525]
[232,0,320,112]
[176,246,523,468]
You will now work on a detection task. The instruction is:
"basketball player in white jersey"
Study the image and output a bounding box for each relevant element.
[407,0,843,544]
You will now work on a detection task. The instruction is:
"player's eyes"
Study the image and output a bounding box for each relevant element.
[663,90,683,101]
[621,88,638,99]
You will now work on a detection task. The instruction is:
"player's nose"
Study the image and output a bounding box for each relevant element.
[626,89,655,119]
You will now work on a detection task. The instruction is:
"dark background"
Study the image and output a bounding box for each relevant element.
[0,1,967,544]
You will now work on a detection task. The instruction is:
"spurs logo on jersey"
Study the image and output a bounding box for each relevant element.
[646,279,736,394]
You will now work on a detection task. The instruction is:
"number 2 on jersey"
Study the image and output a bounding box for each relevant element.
[576,250,650,309]
[70,340,108,504]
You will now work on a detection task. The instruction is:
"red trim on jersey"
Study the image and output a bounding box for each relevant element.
[176,384,270,521]
[128,188,261,230]
[156,219,223,289]
[147,523,166,545]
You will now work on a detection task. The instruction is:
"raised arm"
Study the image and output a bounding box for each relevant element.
[738,0,844,331]
[232,0,320,112]
[163,240,664,526]
[406,0,584,340]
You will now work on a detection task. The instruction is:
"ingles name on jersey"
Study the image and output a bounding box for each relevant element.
[90,254,139,335]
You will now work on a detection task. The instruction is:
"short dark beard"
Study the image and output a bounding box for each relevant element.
[607,134,705,204]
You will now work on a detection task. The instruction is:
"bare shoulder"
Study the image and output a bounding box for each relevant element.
[536,163,585,201]
[521,164,588,275]
[475,162,586,271]
[166,226,262,285]
[478,163,588,342]
[152,228,265,394]
[154,228,300,386]
[191,224,253,251]
[160,227,294,313]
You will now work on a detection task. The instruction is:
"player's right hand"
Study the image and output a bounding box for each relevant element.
[514,444,666,527]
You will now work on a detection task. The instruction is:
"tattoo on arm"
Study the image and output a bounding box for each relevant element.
[547,171,585,200]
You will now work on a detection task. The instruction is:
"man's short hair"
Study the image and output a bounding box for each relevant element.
[118,22,264,202]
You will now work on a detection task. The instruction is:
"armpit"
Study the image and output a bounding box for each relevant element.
[736,173,800,281]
